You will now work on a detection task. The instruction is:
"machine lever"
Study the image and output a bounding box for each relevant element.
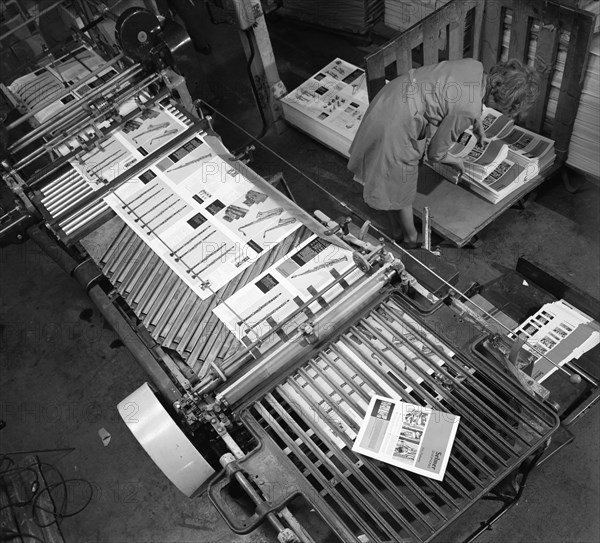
[208,453,300,538]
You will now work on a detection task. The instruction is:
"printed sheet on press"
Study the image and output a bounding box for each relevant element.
[352,395,460,481]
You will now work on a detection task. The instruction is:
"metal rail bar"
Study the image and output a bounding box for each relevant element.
[291,367,441,531]
[9,64,143,153]
[240,287,558,543]
[300,359,452,519]
[380,300,555,433]
[352,322,511,471]
[254,399,385,543]
[360,314,527,451]
[13,72,161,172]
[277,382,418,542]
[7,53,125,130]
[335,334,487,491]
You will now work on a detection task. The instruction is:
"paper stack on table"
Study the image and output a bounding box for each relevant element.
[566,35,600,179]
[510,299,600,383]
[482,107,555,174]
[426,107,555,204]
[281,58,369,157]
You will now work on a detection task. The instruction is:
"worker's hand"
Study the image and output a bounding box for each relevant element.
[440,154,464,172]
[454,160,465,183]
[473,118,491,147]
[439,154,464,183]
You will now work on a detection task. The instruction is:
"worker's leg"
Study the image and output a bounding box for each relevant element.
[390,206,418,243]
[386,211,403,241]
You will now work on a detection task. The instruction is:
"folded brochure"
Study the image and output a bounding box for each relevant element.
[352,395,460,481]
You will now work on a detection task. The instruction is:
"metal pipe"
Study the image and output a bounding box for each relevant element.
[423,206,431,251]
[86,283,182,404]
[43,182,91,212]
[42,176,88,206]
[41,170,80,196]
[80,0,122,22]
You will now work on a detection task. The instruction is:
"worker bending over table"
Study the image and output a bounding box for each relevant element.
[348,58,540,248]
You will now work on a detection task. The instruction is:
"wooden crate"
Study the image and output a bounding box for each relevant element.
[481,0,595,162]
[384,0,451,32]
[366,0,485,99]
[366,0,595,163]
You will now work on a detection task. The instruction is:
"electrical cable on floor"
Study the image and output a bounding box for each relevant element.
[0,457,94,534]
[199,99,588,383]
[1,528,45,542]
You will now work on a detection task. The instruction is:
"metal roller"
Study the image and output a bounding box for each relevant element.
[215,262,395,406]
[148,280,188,331]
[119,249,157,297]
[160,289,197,344]
[125,253,162,303]
[114,238,151,285]
[137,266,175,318]
[102,228,138,272]
[60,201,110,238]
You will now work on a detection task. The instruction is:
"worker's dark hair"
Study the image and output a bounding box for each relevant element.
[486,59,540,119]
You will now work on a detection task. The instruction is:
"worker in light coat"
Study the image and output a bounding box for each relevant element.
[348,58,540,247]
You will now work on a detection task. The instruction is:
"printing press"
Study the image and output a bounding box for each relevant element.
[1,4,598,543]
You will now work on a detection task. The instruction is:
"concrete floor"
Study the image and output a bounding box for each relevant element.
[1,6,600,543]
